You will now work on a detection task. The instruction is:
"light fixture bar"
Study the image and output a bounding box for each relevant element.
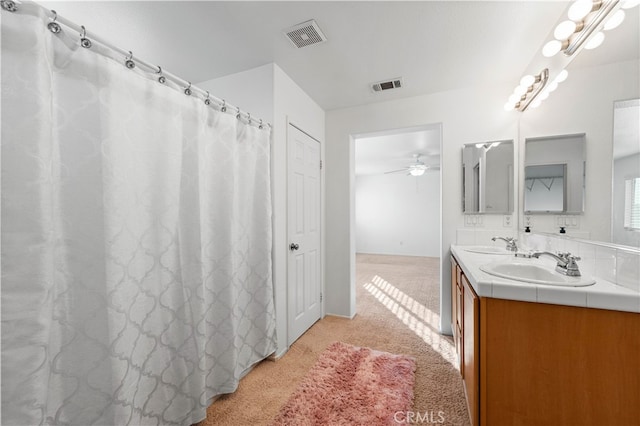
[516,69,549,111]
[564,0,620,55]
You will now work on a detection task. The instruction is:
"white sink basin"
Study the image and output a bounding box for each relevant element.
[480,261,596,287]
[463,246,513,255]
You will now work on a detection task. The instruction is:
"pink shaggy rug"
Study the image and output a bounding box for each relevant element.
[272,341,416,425]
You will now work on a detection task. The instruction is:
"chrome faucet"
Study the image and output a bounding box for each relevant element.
[531,251,582,277]
[491,236,518,252]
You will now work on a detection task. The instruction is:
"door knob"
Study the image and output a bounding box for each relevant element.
[290,243,300,251]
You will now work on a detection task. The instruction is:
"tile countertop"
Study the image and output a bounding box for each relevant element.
[451,245,640,314]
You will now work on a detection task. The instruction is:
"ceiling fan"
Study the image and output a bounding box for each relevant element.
[384,154,440,176]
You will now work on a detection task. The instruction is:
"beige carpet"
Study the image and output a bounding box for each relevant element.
[196,254,470,425]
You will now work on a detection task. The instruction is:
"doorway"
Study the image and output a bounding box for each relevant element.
[353,124,442,310]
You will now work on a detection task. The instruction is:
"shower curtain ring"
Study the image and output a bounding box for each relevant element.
[259,119,263,129]
[204,91,211,106]
[1,0,18,12]
[221,100,227,112]
[184,82,192,96]
[236,107,241,120]
[80,25,92,48]
[125,51,135,69]
[247,113,252,124]
[47,10,62,33]
[156,66,166,84]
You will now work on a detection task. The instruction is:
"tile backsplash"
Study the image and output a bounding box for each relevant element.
[518,232,640,292]
[455,228,640,293]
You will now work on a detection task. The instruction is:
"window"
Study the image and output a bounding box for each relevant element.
[624,177,640,231]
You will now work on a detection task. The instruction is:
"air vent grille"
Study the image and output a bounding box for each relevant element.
[284,20,327,48]
[371,78,403,92]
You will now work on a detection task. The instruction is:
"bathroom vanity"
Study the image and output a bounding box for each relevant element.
[450,245,640,426]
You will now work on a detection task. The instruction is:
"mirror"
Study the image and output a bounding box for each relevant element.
[524,134,585,214]
[462,140,514,213]
[612,99,640,247]
[517,6,638,248]
[525,164,566,212]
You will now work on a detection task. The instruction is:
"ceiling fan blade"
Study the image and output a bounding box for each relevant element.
[383,168,409,174]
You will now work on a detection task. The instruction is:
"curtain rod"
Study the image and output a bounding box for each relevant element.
[2,0,271,130]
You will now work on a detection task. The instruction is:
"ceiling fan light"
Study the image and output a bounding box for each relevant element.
[410,168,425,176]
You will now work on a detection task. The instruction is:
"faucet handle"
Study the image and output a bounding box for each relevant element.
[559,252,580,261]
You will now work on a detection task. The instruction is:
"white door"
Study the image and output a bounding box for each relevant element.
[287,124,322,345]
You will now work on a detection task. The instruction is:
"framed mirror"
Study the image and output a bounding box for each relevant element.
[524,134,585,214]
[462,140,514,213]
[612,99,640,247]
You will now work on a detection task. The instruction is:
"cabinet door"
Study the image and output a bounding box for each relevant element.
[450,257,458,337]
[462,274,479,426]
[456,268,463,334]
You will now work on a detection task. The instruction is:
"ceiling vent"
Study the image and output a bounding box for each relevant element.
[284,20,327,49]
[371,78,403,93]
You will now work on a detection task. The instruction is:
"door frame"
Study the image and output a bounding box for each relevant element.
[350,123,443,322]
[286,121,325,346]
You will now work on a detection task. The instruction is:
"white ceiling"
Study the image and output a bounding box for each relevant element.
[38,0,640,174]
[355,125,442,176]
[38,0,602,111]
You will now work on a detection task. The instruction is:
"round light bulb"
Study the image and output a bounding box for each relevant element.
[585,31,605,49]
[504,102,515,111]
[539,91,550,101]
[542,40,562,57]
[604,10,625,30]
[530,99,542,109]
[509,93,521,104]
[555,69,569,83]
[547,80,559,93]
[554,20,577,40]
[622,0,640,9]
[520,74,535,88]
[568,0,594,21]
[514,84,528,96]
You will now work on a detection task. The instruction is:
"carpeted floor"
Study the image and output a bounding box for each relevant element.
[196,254,470,425]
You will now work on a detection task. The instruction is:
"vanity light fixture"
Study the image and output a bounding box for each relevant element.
[530,69,569,109]
[542,0,638,58]
[504,69,550,112]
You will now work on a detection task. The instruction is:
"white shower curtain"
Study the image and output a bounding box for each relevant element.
[2,5,276,426]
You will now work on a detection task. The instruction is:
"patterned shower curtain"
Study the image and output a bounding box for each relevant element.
[1,4,276,425]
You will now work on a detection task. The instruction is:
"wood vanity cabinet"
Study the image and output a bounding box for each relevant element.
[450,253,640,426]
[450,256,479,426]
